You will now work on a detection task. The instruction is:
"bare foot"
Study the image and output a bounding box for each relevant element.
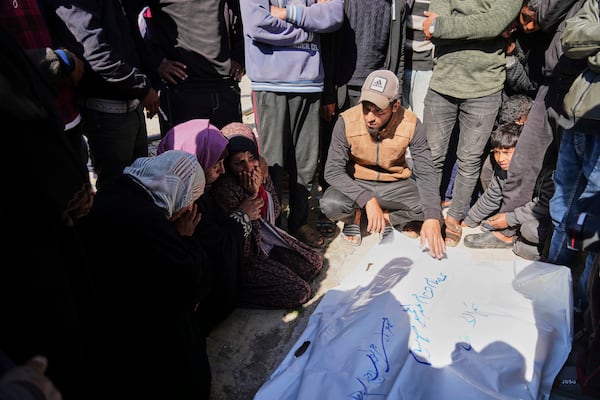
[444,215,462,247]
[491,231,515,243]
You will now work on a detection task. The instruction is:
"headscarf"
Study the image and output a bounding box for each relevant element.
[220,122,259,160]
[220,122,256,142]
[220,122,275,223]
[157,119,228,172]
[124,150,205,218]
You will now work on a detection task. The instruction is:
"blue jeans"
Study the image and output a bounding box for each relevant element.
[423,89,502,221]
[548,128,600,311]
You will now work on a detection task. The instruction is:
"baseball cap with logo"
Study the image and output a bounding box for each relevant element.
[359,70,400,110]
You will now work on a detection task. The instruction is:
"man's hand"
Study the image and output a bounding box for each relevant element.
[0,355,63,400]
[320,103,335,122]
[142,87,160,118]
[423,11,439,40]
[365,198,387,235]
[230,60,244,82]
[158,59,187,85]
[420,219,446,259]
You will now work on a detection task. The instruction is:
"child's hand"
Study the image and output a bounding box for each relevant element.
[485,213,508,230]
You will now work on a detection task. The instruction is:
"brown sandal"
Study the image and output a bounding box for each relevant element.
[444,223,462,247]
[293,224,325,249]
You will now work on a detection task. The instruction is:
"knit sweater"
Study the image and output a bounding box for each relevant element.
[321,0,406,104]
[428,0,522,99]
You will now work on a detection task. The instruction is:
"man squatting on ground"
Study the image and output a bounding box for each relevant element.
[320,70,446,259]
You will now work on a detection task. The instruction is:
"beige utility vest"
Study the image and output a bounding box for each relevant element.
[341,105,416,182]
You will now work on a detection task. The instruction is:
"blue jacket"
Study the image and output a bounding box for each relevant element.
[239,0,343,93]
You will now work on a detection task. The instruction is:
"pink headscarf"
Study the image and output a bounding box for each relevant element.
[157,119,228,171]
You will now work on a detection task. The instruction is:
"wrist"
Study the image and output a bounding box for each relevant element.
[429,19,436,35]
[55,49,74,74]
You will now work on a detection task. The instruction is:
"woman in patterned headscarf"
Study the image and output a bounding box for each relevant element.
[157,119,264,334]
[212,122,323,309]
[77,150,213,400]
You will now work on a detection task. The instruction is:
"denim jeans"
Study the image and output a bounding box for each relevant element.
[423,89,502,221]
[548,128,600,311]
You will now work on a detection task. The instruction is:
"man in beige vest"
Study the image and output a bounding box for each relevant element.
[320,69,445,258]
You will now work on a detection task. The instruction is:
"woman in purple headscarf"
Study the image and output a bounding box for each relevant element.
[158,119,264,333]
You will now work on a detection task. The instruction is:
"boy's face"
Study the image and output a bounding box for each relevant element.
[493,147,515,171]
[519,5,540,33]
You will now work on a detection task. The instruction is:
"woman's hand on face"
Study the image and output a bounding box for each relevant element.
[240,169,260,196]
[172,203,202,236]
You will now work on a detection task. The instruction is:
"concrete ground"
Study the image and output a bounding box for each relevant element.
[143,77,582,400]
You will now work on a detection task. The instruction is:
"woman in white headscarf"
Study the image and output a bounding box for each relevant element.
[77,150,213,400]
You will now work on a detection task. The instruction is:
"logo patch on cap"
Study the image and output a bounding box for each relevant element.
[369,77,388,93]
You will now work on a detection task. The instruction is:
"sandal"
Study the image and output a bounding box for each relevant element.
[293,224,325,249]
[444,223,462,247]
[341,223,362,246]
[316,213,337,238]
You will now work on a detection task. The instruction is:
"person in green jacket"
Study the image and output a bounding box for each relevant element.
[421,0,522,247]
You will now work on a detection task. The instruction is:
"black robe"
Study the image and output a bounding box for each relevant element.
[77,176,213,399]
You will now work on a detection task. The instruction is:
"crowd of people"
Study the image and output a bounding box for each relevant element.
[1,0,599,398]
